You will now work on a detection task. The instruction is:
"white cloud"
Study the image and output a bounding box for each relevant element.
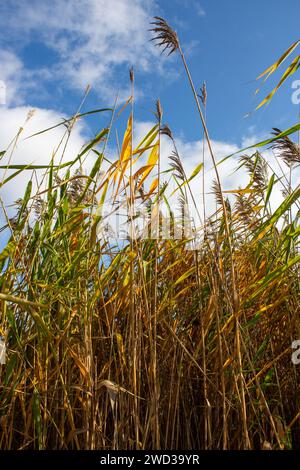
[0,0,162,102]
[175,0,205,18]
[0,111,241,228]
[1,111,299,236]
[0,50,25,105]
[133,121,300,227]
[0,106,88,219]
[0,48,52,106]
[133,121,244,224]
[194,2,206,17]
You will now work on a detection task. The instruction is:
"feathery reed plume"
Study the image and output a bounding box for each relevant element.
[234,193,254,227]
[199,81,207,107]
[169,150,185,181]
[160,123,173,140]
[239,153,267,193]
[271,127,300,167]
[33,196,46,219]
[155,99,162,122]
[129,66,134,83]
[150,16,179,55]
[211,179,223,207]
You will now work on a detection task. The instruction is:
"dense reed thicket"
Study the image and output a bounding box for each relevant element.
[0,18,299,450]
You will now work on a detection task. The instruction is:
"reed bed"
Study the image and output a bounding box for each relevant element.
[0,18,299,450]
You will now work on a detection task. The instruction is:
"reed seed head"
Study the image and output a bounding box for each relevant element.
[271,127,300,167]
[160,124,173,140]
[199,81,207,107]
[156,99,162,122]
[150,16,179,56]
[129,66,134,83]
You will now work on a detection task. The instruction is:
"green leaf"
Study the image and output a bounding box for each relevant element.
[33,390,43,449]
[171,163,203,195]
[25,108,112,140]
[265,174,276,208]
[255,186,300,239]
[175,267,196,286]
[219,122,300,164]
[256,55,300,109]
[257,40,300,81]
[78,128,109,159]
[0,168,25,188]
[247,254,300,303]
[0,164,61,170]
[189,162,203,180]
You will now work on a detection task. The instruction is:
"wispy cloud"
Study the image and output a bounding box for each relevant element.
[0,106,87,215]
[0,0,164,102]
[1,108,298,229]
[0,50,27,105]
[0,108,240,222]
[175,0,205,18]
[194,2,206,17]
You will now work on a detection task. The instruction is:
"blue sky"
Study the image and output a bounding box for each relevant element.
[0,0,300,227]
